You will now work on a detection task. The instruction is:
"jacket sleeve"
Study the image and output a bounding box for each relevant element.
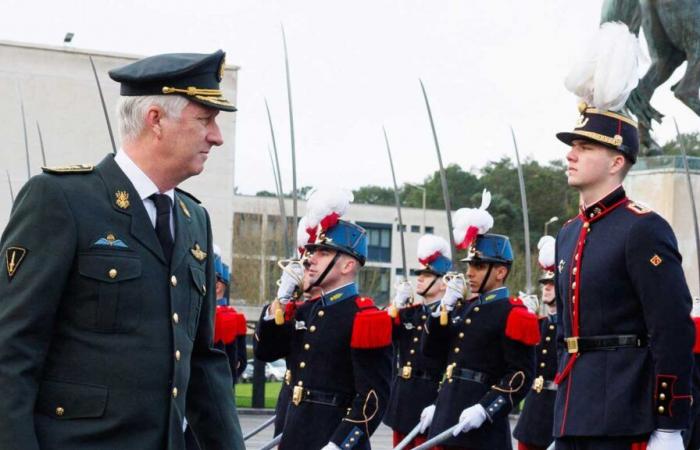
[330,309,392,449]
[0,175,77,450]
[421,306,451,359]
[235,337,247,379]
[626,213,694,430]
[253,304,295,362]
[185,209,244,450]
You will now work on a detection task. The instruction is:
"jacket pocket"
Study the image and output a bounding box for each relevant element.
[188,265,206,339]
[76,252,143,332]
[35,379,108,419]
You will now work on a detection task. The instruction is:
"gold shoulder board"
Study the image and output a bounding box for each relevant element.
[626,200,652,215]
[42,164,94,174]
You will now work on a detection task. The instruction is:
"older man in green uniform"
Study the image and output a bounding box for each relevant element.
[0,50,244,450]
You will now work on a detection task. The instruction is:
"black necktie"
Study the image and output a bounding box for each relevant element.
[150,194,174,263]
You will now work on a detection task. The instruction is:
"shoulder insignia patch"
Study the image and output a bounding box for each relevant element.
[42,164,94,174]
[650,254,663,266]
[6,246,27,280]
[626,200,652,215]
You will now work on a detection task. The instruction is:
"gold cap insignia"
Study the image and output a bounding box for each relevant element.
[115,190,130,209]
[650,254,663,267]
[6,246,27,280]
[178,199,191,218]
[190,243,207,262]
[218,57,226,82]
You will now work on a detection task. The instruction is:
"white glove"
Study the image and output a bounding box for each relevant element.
[519,292,540,314]
[276,261,304,303]
[452,404,488,436]
[320,443,341,450]
[392,280,413,310]
[440,275,465,311]
[418,404,436,434]
[647,429,683,450]
[692,297,700,318]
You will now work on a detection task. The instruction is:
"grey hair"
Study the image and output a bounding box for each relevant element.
[116,95,189,143]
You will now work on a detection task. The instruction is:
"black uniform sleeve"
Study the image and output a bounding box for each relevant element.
[235,337,247,379]
[0,176,76,450]
[421,309,451,359]
[253,304,295,362]
[626,214,694,430]
[185,209,244,450]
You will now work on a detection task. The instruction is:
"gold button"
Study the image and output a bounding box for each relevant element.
[417,325,422,331]
[662,382,668,388]
[318,310,325,317]
[572,268,577,275]
[549,325,555,330]
[172,313,179,324]
[540,362,546,368]
[658,406,665,414]
[171,275,178,286]
[175,350,181,361]
[575,254,579,261]
[659,393,666,400]
[410,349,415,355]
[571,282,576,289]
[355,430,360,436]
[172,387,178,398]
[299,362,306,368]
[542,349,548,354]
[546,336,551,342]
[583,222,590,228]
[465,318,472,325]
[407,361,412,366]
[474,307,480,312]
[421,315,427,320]
[55,406,65,416]
[309,325,316,332]
[413,337,419,343]
[108,268,117,279]
[297,381,303,386]
[454,347,460,353]
[304,343,310,350]
[459,332,465,338]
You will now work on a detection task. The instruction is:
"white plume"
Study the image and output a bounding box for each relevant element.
[297,216,311,249]
[304,187,354,229]
[537,235,556,270]
[417,234,451,262]
[452,189,494,248]
[564,22,647,111]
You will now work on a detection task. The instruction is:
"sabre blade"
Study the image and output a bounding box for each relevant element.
[383,127,408,280]
[89,56,117,154]
[511,126,533,294]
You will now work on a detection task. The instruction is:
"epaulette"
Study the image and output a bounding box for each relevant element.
[351,298,392,349]
[626,199,652,216]
[175,187,201,204]
[693,318,700,354]
[214,306,238,344]
[505,301,541,346]
[234,312,248,337]
[41,164,94,174]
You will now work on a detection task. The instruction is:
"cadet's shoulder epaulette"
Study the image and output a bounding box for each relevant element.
[693,317,700,354]
[626,199,652,216]
[351,298,391,349]
[562,215,579,227]
[175,187,201,204]
[505,300,541,346]
[41,164,94,175]
[235,311,248,337]
[214,306,238,344]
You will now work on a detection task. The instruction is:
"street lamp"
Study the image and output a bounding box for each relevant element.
[544,216,559,236]
[405,183,427,231]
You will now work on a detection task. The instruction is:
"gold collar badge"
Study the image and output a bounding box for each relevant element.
[115,190,130,209]
[178,199,191,218]
[190,243,207,262]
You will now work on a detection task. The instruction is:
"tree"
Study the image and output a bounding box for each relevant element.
[661,132,700,156]
[352,185,395,206]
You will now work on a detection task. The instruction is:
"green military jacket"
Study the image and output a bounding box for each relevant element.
[0,154,243,450]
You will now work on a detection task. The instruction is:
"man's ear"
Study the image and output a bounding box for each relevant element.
[144,105,165,138]
[494,265,509,282]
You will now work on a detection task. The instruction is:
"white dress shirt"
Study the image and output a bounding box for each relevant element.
[114,150,175,237]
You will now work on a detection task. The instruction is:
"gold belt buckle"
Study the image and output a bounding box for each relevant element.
[445,363,455,380]
[565,337,579,354]
[284,369,292,386]
[401,366,412,380]
[292,385,303,406]
[533,375,544,393]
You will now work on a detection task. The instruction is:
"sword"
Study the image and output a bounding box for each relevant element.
[6,170,14,204]
[265,99,290,256]
[88,56,117,154]
[383,127,408,280]
[392,422,422,450]
[258,432,282,450]
[36,121,47,167]
[510,126,533,294]
[243,415,276,441]
[419,79,456,259]
[18,87,30,179]
[674,118,700,292]
[281,25,298,231]
[412,423,461,450]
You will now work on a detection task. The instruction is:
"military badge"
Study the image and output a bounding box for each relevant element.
[190,243,207,262]
[178,199,191,218]
[5,246,27,280]
[650,254,663,267]
[558,259,566,273]
[329,292,343,302]
[115,190,130,209]
[93,233,128,248]
[295,321,307,330]
[218,56,225,82]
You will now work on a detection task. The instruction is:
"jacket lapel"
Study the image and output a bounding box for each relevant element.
[171,192,194,272]
[96,154,167,265]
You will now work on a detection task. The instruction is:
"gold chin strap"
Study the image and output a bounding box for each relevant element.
[162,86,223,96]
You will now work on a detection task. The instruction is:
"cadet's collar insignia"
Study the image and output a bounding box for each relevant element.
[178,198,191,218]
[558,259,566,273]
[627,200,652,215]
[329,292,343,302]
[5,246,27,280]
[481,286,509,303]
[582,186,627,219]
[93,233,128,248]
[322,283,358,306]
[650,254,663,267]
[115,190,130,209]
[190,243,207,262]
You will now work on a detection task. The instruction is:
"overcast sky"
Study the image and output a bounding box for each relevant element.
[2,0,698,195]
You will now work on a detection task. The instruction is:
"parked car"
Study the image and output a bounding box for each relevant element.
[240,359,287,383]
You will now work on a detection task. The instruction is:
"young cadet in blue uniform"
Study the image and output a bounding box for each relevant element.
[383,234,452,449]
[552,23,694,450]
[254,189,392,450]
[420,192,540,450]
[0,51,244,449]
[513,236,558,450]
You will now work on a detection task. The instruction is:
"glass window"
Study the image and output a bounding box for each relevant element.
[357,222,392,263]
[425,226,434,234]
[411,225,420,233]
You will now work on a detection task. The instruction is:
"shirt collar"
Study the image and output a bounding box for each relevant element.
[321,282,358,307]
[114,150,174,203]
[581,185,627,220]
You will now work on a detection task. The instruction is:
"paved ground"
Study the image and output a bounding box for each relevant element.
[239,411,521,449]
